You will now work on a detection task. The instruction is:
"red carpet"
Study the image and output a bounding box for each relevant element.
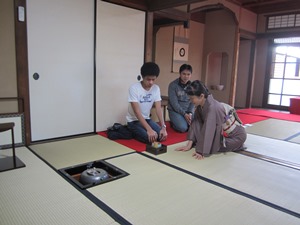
[98,109,299,152]
[236,112,268,124]
[97,122,187,152]
[237,108,300,123]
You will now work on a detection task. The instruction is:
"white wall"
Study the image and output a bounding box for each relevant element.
[96,1,145,131]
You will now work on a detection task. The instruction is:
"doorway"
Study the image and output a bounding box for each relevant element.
[266,37,300,110]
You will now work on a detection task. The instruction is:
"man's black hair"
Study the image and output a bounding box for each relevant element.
[179,64,193,74]
[140,62,160,78]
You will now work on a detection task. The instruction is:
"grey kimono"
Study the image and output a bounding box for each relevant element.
[187,95,247,156]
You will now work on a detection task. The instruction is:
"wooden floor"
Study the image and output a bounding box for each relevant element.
[1,118,300,224]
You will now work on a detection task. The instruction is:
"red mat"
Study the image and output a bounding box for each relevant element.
[237,108,300,123]
[98,109,297,152]
[97,122,187,152]
[236,112,268,124]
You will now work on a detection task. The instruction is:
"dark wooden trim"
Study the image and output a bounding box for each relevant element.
[145,12,154,62]
[154,8,189,21]
[101,0,148,11]
[149,0,206,11]
[262,39,274,108]
[93,0,97,133]
[257,30,300,39]
[245,40,256,108]
[230,27,240,106]
[239,29,256,40]
[245,0,300,15]
[14,0,31,145]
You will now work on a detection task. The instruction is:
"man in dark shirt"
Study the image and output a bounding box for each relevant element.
[167,64,194,132]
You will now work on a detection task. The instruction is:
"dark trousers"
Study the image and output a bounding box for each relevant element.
[127,119,161,144]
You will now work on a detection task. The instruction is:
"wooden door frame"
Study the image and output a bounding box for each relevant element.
[14,0,31,145]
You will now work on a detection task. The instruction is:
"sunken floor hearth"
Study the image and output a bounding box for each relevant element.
[59,159,129,189]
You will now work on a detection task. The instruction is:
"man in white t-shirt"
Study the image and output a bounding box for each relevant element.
[126,62,168,144]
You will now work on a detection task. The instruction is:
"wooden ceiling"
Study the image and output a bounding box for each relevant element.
[233,0,300,14]
[102,0,300,26]
[102,0,300,14]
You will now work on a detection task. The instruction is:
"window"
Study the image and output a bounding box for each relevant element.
[267,38,300,108]
[267,13,300,30]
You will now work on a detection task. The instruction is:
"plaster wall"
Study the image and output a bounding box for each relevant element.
[0,0,18,113]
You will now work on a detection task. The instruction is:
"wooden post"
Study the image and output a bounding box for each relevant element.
[145,12,153,62]
[14,0,31,145]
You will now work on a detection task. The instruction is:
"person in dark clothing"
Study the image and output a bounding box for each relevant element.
[175,80,247,160]
[167,64,194,132]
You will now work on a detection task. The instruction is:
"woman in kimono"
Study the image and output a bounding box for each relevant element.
[175,80,247,160]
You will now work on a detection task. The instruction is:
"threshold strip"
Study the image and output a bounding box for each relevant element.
[139,152,300,219]
[236,150,300,171]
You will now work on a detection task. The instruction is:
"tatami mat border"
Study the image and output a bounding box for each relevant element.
[236,150,300,171]
[78,189,132,225]
[100,151,136,162]
[138,152,300,219]
[27,146,133,224]
[284,132,300,141]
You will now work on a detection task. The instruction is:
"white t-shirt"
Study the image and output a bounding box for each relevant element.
[126,82,162,122]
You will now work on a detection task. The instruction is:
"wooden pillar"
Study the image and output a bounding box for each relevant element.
[229,30,240,106]
[14,0,31,145]
[145,11,153,62]
[245,40,257,108]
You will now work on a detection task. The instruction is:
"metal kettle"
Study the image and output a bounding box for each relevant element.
[80,167,109,185]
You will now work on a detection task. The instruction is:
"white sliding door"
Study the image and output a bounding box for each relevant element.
[96,1,145,131]
[27,0,94,141]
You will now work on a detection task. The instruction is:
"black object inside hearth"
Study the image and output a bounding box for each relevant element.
[59,160,129,189]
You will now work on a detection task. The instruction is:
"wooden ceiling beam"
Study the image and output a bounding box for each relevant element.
[148,0,207,11]
[250,0,300,14]
[102,0,300,15]
[242,0,293,7]
[154,8,190,21]
[101,0,148,11]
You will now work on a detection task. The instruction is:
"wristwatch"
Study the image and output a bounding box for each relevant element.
[161,124,167,129]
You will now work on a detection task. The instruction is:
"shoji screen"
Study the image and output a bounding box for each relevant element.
[96,1,145,131]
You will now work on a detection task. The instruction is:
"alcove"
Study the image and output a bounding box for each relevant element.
[199,5,238,104]
[206,52,228,91]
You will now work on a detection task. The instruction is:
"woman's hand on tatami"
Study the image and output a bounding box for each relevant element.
[175,140,193,152]
[192,152,204,160]
[175,145,191,152]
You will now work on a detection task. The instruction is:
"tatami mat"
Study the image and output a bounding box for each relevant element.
[145,143,300,215]
[289,134,300,144]
[0,147,119,225]
[19,134,300,224]
[88,153,300,225]
[30,135,133,169]
[245,118,300,141]
[245,134,300,165]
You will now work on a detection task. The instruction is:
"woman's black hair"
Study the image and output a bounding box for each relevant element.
[185,80,210,98]
[141,62,160,78]
[179,64,192,74]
